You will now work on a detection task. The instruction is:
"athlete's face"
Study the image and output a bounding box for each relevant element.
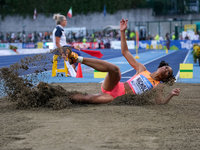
[157,66,173,81]
[61,17,67,27]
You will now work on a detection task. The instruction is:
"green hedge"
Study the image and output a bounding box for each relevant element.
[1,0,197,19]
[0,0,151,19]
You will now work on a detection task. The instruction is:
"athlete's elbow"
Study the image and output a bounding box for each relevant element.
[155,99,167,105]
[121,51,126,56]
[122,52,130,59]
[121,49,129,55]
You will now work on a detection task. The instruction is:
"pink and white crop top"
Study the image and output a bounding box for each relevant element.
[126,70,160,94]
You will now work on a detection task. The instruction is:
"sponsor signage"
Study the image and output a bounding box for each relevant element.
[22,43,35,49]
[0,43,22,49]
[72,42,99,49]
[138,40,200,50]
[0,43,6,49]
[37,42,44,49]
[111,41,135,49]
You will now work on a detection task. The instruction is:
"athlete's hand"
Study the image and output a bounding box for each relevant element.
[75,47,81,51]
[170,88,180,96]
[62,54,66,60]
[72,45,81,51]
[61,52,67,60]
[120,19,128,32]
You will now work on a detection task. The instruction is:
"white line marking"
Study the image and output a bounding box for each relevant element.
[121,50,177,75]
[175,50,191,81]
[100,50,177,83]
[0,62,64,71]
[18,62,68,78]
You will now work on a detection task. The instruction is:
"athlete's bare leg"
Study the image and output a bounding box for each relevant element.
[82,58,121,91]
[70,93,114,104]
[69,57,120,104]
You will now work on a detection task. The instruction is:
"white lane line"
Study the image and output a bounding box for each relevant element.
[175,50,191,81]
[100,50,177,83]
[121,50,177,75]
[19,70,52,79]
[1,62,64,70]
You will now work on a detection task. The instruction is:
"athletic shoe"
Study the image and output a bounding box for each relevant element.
[68,52,78,64]
[63,47,72,56]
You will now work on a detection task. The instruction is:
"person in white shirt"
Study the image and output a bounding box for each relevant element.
[11,33,15,43]
[159,36,164,41]
[52,14,81,70]
[194,32,199,40]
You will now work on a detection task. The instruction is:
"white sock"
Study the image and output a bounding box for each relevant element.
[76,56,83,63]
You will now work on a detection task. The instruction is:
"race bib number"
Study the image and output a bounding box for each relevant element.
[130,75,153,94]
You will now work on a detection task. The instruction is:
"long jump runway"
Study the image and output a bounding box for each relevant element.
[120,50,189,82]
[0,49,189,84]
[0,49,149,77]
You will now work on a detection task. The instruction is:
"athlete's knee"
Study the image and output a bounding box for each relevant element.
[106,97,114,103]
[110,65,120,75]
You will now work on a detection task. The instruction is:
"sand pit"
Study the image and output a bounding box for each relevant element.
[0,53,199,149]
[0,82,200,150]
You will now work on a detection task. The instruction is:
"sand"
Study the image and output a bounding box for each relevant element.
[0,82,200,150]
[0,52,199,150]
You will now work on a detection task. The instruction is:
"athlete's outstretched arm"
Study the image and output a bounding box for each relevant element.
[120,19,146,74]
[155,84,180,104]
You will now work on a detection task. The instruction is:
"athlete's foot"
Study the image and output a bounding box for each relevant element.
[70,94,91,104]
[70,94,83,104]
[62,47,72,56]
[37,82,49,89]
[68,52,78,64]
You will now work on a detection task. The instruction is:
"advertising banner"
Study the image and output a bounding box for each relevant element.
[45,42,53,49]
[72,42,99,49]
[170,40,200,50]
[17,49,50,54]
[37,42,44,49]
[22,43,35,49]
[0,43,22,49]
[111,41,135,49]
[138,40,200,50]
[139,41,151,49]
[44,42,100,50]
[0,43,7,49]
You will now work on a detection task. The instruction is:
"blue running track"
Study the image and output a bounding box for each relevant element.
[0,49,199,84]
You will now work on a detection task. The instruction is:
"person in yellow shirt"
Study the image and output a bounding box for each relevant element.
[130,31,135,40]
[82,38,86,43]
[172,35,176,40]
[154,34,159,41]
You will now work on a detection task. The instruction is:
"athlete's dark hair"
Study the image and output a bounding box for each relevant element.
[158,61,176,85]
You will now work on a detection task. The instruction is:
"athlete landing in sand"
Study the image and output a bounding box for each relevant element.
[54,18,180,104]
